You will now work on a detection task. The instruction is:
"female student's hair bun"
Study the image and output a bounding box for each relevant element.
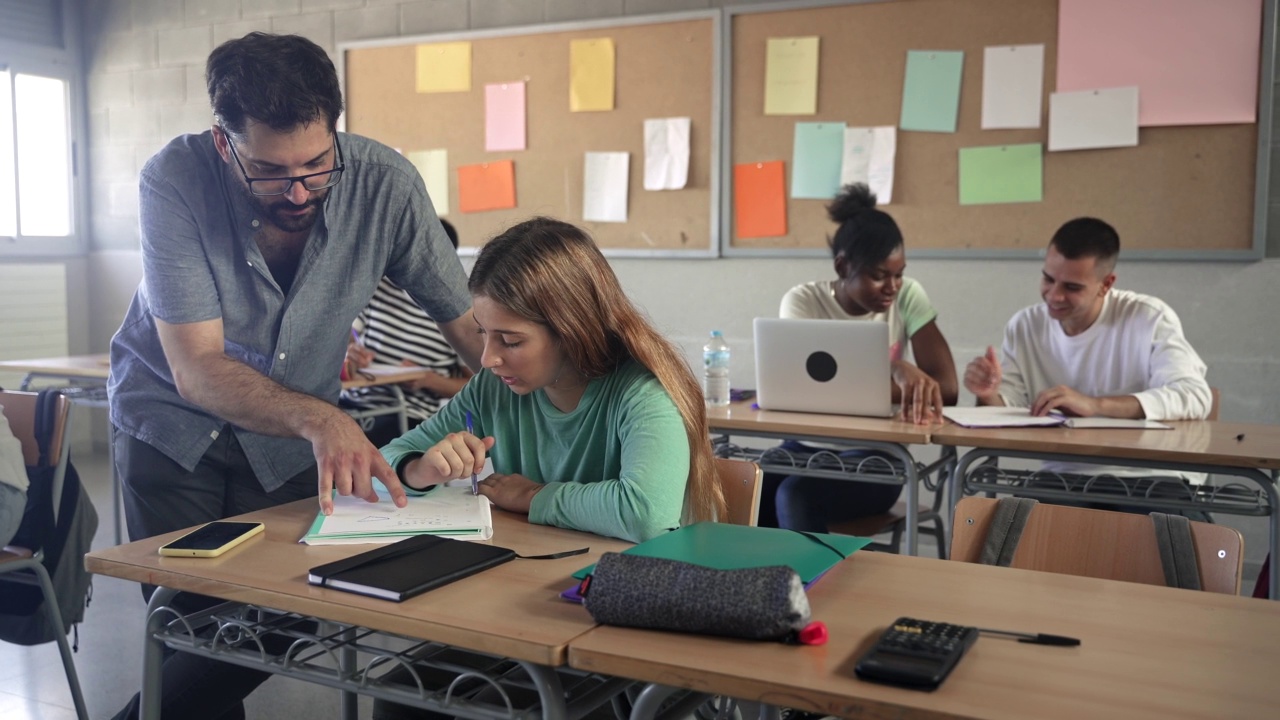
[827,183,878,224]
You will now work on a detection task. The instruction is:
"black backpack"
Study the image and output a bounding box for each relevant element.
[0,389,98,646]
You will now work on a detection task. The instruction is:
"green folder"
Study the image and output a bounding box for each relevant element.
[572,522,872,582]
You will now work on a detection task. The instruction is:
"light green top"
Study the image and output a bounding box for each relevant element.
[382,358,690,543]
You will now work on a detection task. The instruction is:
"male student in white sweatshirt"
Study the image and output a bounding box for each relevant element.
[963,217,1212,493]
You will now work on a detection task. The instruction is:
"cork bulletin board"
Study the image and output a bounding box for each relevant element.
[725,0,1270,259]
[341,12,719,257]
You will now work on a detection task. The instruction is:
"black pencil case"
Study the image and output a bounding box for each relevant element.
[581,552,811,641]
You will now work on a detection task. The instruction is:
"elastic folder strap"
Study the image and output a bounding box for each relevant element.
[516,546,589,560]
[979,497,1038,567]
[1151,513,1202,591]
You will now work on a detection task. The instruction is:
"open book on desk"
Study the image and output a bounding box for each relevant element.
[302,484,493,545]
[943,406,1171,430]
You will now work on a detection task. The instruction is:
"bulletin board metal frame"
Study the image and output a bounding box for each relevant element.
[336,11,721,259]
[720,0,1276,261]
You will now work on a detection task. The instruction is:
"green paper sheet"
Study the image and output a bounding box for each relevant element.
[900,50,964,133]
[959,143,1044,205]
[791,122,846,199]
[572,521,872,582]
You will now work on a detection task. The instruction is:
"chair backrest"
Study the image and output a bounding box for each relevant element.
[0,390,71,468]
[1208,387,1221,421]
[950,497,1243,595]
[714,457,762,527]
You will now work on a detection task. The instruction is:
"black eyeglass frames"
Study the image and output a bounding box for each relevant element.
[223,130,345,196]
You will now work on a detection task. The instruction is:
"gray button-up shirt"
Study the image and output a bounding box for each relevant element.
[109,131,470,492]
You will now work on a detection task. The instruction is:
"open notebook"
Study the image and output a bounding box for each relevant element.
[943,406,1171,430]
[301,483,493,545]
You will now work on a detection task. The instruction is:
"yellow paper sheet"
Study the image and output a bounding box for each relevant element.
[765,36,819,115]
[570,38,615,112]
[415,41,471,94]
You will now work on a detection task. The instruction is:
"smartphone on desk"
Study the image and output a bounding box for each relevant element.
[158,521,265,558]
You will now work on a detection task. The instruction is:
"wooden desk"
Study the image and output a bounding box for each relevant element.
[932,421,1280,599]
[569,551,1280,720]
[706,402,941,555]
[0,353,111,384]
[86,500,631,719]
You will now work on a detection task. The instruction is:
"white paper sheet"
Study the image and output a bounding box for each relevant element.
[1048,86,1139,152]
[981,44,1045,129]
[407,149,450,216]
[840,126,897,203]
[583,151,630,222]
[643,117,691,191]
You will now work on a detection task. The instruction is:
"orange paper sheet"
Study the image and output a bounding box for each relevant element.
[457,161,516,213]
[734,161,787,238]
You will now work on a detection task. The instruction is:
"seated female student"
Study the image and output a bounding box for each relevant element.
[380,217,726,544]
[763,182,958,532]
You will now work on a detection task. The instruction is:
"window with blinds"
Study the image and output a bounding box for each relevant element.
[0,0,64,50]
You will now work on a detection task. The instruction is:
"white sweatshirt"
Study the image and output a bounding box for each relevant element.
[0,407,28,493]
[998,289,1211,482]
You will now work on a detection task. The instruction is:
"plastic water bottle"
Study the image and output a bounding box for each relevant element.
[703,330,731,407]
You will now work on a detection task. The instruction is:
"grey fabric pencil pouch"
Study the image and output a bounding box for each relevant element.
[581,552,811,641]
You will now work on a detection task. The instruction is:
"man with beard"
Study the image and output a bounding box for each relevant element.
[106,32,482,719]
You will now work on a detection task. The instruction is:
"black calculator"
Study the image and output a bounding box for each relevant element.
[854,618,979,691]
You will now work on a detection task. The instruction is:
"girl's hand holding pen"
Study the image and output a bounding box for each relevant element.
[403,431,495,490]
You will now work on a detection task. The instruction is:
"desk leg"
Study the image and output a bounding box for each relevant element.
[390,386,409,435]
[627,684,710,720]
[140,587,180,720]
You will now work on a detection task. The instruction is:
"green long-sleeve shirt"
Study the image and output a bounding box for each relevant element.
[381,358,689,543]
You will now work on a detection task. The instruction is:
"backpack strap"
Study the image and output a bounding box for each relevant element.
[34,389,60,468]
[1151,512,1202,590]
[979,497,1038,567]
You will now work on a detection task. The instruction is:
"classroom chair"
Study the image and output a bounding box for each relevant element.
[713,457,763,527]
[0,390,90,720]
[950,496,1243,595]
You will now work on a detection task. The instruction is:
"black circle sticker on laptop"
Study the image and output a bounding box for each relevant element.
[806,351,838,383]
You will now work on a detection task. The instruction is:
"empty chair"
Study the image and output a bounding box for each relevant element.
[950,496,1243,595]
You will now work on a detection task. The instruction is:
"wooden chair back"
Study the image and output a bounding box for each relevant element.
[0,389,71,467]
[714,457,762,527]
[1208,387,1221,421]
[950,497,1243,595]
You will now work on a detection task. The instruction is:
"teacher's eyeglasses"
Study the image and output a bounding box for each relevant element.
[223,130,345,196]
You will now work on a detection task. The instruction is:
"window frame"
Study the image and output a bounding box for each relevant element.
[0,11,86,258]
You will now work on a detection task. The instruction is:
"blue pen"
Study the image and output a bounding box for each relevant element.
[350,328,360,345]
[466,411,479,495]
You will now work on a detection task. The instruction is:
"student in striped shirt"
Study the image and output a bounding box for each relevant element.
[340,219,473,447]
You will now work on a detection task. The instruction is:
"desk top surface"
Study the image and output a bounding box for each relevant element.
[706,401,933,445]
[569,551,1280,720]
[0,353,110,379]
[86,500,629,666]
[932,420,1280,470]
[0,354,431,391]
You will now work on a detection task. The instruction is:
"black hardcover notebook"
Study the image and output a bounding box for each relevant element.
[307,534,516,602]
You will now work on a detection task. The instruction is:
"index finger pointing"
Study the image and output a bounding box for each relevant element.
[318,466,334,516]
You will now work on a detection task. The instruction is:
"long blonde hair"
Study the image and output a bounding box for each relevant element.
[469,217,725,522]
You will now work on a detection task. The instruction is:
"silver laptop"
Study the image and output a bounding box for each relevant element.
[753,317,892,417]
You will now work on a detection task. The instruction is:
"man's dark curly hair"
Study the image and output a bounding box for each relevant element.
[206,32,343,136]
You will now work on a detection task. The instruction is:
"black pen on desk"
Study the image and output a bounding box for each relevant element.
[466,410,479,496]
[1237,433,1246,442]
[976,627,1080,647]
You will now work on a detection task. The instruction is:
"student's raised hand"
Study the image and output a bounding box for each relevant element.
[1031,386,1100,417]
[964,346,1003,403]
[892,360,943,425]
[477,472,546,514]
[312,413,408,515]
[403,432,496,489]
